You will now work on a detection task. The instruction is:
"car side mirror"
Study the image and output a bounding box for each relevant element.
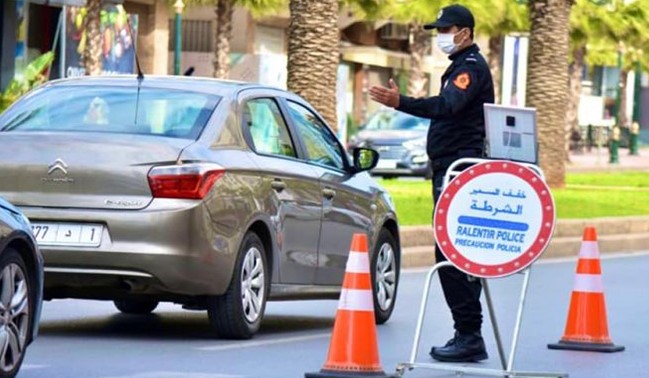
[352,148,379,173]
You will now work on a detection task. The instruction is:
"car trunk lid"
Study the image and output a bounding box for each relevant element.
[0,132,193,209]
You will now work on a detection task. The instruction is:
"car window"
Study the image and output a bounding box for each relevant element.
[243,98,296,158]
[0,85,219,139]
[287,101,345,170]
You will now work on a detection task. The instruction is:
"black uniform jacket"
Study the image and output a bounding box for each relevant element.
[396,44,495,166]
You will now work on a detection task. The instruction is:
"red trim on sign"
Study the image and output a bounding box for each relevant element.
[433,161,556,278]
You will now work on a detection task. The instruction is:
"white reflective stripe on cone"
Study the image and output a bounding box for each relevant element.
[345,251,370,273]
[578,241,600,259]
[338,289,374,311]
[573,273,604,293]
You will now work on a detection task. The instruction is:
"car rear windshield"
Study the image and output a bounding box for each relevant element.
[0,85,220,139]
[365,112,428,131]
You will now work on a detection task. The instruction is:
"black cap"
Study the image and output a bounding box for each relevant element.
[423,4,475,30]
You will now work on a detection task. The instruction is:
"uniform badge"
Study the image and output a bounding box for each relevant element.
[453,72,471,90]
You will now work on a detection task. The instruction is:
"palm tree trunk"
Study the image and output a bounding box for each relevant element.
[287,0,339,130]
[618,68,629,128]
[488,36,502,104]
[83,0,102,76]
[526,0,573,188]
[213,0,233,79]
[407,23,431,98]
[566,45,585,160]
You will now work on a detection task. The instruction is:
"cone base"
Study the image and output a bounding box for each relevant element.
[305,369,397,378]
[548,340,625,353]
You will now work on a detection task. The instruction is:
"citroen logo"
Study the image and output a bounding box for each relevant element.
[48,158,69,175]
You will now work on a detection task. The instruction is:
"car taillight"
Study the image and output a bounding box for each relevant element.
[148,164,225,199]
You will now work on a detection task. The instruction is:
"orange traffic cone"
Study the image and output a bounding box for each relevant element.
[548,226,624,352]
[305,233,396,378]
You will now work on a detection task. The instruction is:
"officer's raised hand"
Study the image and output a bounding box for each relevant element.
[369,79,400,108]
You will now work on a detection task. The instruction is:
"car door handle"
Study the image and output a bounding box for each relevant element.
[322,188,336,199]
[271,180,286,192]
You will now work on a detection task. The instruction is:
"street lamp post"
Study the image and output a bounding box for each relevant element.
[630,61,641,155]
[174,0,185,75]
[610,47,623,164]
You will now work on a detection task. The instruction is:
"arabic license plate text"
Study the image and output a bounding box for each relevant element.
[376,159,398,169]
[31,223,103,247]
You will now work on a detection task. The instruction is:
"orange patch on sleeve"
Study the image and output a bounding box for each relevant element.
[453,73,471,90]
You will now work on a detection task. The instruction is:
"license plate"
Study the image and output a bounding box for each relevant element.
[376,159,398,169]
[31,223,103,247]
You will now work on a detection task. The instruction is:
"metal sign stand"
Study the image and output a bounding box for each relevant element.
[395,159,568,378]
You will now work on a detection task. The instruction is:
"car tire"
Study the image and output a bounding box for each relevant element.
[113,299,159,315]
[207,231,269,339]
[425,165,433,180]
[371,229,400,325]
[0,248,33,378]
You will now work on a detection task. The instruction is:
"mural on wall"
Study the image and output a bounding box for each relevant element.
[15,0,27,77]
[65,5,138,77]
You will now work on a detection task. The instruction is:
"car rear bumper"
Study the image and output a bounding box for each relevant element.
[20,199,239,300]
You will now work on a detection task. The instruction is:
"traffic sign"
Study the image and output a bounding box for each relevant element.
[434,160,555,278]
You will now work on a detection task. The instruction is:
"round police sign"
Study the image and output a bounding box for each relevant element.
[434,161,555,278]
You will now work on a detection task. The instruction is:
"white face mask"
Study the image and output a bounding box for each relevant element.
[437,32,460,55]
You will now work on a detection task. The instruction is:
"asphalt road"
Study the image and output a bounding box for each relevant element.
[21,252,648,378]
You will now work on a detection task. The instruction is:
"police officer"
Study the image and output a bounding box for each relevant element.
[369,4,494,363]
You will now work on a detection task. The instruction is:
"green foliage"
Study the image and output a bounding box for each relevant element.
[355,0,527,37]
[346,114,359,139]
[381,0,446,25]
[566,171,649,188]
[459,0,529,37]
[378,172,649,225]
[570,0,605,51]
[0,52,54,113]
[572,0,649,70]
[173,0,286,18]
[342,0,393,20]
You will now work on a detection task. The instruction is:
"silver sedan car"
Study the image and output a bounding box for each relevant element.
[0,76,400,339]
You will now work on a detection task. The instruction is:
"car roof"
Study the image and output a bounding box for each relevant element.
[42,75,285,97]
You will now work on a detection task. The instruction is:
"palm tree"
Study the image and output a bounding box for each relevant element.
[213,0,234,79]
[465,0,528,104]
[83,0,103,75]
[287,0,340,129]
[526,0,573,187]
[565,0,602,156]
[371,0,443,98]
[387,0,527,100]
[407,22,433,98]
[597,0,649,129]
[567,0,649,156]
[179,0,286,79]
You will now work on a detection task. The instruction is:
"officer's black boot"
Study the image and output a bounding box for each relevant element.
[429,331,488,362]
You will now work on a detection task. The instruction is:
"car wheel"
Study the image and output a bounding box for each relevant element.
[371,229,400,324]
[207,231,268,339]
[113,299,159,315]
[425,165,433,180]
[0,248,32,378]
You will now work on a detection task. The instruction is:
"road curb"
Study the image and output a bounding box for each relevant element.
[400,216,649,268]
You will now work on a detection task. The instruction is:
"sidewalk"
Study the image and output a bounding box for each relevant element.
[400,147,649,268]
[567,147,649,172]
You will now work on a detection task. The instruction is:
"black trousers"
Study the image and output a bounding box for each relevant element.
[432,166,483,334]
